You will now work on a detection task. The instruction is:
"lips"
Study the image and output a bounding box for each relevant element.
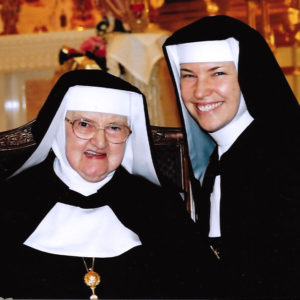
[196,101,223,112]
[84,150,106,158]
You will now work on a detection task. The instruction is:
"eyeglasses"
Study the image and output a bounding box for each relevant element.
[65,117,131,144]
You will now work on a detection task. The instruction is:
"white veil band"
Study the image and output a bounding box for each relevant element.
[65,86,131,117]
[177,39,236,64]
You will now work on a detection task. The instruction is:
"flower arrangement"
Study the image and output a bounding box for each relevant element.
[79,35,108,71]
[54,44,104,85]
[57,34,108,74]
[79,36,107,59]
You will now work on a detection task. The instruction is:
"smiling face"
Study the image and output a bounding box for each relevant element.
[180,61,241,132]
[65,111,128,182]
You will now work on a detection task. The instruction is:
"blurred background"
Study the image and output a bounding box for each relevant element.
[0,0,299,131]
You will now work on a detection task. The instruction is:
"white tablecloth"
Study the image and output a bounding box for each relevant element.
[106,28,181,127]
[107,29,169,85]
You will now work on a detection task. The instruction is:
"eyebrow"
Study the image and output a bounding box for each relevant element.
[72,116,95,122]
[209,66,223,71]
[72,115,128,125]
[180,68,193,72]
[180,66,224,72]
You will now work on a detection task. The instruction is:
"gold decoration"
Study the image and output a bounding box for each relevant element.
[83,257,101,300]
[127,0,149,32]
[84,269,101,300]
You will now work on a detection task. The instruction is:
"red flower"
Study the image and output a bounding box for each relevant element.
[80,36,107,58]
[67,48,78,55]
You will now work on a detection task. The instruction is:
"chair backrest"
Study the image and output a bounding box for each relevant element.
[150,125,190,210]
[0,120,36,151]
[0,120,36,180]
[0,121,191,211]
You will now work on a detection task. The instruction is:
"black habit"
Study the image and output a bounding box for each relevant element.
[0,70,206,299]
[163,15,300,298]
[0,153,201,299]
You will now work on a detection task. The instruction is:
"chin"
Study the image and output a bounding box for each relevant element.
[80,172,107,182]
[198,122,221,133]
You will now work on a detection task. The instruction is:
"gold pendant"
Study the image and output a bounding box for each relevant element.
[84,268,101,300]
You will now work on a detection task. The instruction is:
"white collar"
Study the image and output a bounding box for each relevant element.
[24,203,142,258]
[53,157,115,196]
[209,109,254,157]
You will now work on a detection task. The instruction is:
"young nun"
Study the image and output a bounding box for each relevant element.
[0,69,199,299]
[163,15,300,298]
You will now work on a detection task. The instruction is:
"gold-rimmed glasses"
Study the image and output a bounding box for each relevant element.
[65,117,131,144]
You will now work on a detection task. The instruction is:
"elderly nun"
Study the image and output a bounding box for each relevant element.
[0,69,199,299]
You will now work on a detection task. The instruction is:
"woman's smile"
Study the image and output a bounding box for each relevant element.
[195,101,223,113]
[84,150,107,159]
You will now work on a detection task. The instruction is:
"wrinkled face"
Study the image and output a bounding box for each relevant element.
[65,111,128,182]
[180,61,241,132]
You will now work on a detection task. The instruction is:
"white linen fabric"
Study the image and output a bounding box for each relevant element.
[107,31,169,85]
[24,203,142,258]
[177,40,235,64]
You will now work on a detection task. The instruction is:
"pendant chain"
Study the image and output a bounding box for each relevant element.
[82,257,95,272]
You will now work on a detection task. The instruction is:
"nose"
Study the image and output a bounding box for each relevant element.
[194,76,212,99]
[90,128,107,149]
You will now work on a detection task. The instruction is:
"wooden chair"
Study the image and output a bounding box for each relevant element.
[0,121,191,211]
[150,125,191,211]
[0,120,36,181]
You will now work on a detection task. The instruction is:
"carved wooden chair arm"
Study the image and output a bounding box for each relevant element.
[0,120,36,151]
